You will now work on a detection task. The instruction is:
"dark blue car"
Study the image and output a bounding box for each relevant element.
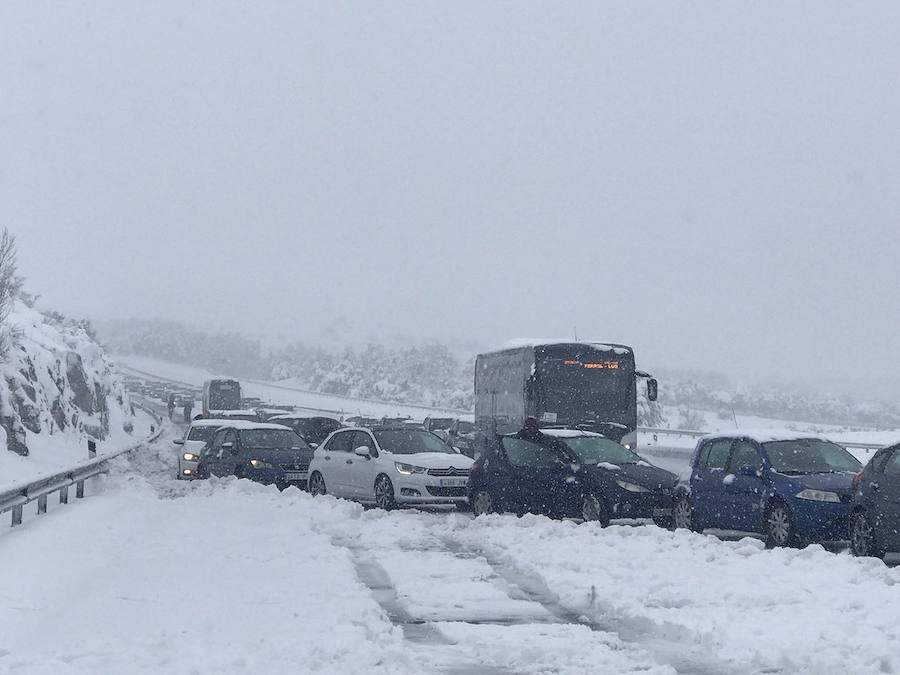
[467,427,677,525]
[674,432,862,546]
[849,442,900,559]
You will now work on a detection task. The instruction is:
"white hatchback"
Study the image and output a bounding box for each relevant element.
[173,419,227,479]
[307,426,474,509]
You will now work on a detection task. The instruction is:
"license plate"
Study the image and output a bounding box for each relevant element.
[285,472,308,481]
[438,478,467,488]
[653,507,672,517]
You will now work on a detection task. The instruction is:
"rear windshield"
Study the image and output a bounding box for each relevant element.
[559,436,642,465]
[763,439,861,474]
[187,426,221,443]
[373,430,455,455]
[241,429,310,452]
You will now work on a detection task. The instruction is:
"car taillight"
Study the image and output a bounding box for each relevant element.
[852,471,864,490]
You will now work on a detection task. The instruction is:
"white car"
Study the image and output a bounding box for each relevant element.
[173,419,227,479]
[307,426,474,509]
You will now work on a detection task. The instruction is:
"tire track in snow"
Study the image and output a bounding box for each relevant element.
[439,530,773,675]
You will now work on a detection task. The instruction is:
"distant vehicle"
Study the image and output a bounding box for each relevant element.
[380,416,413,427]
[173,419,227,479]
[674,432,862,546]
[267,413,342,446]
[206,410,260,423]
[308,426,474,509]
[474,342,657,455]
[849,442,900,559]
[196,422,314,490]
[467,427,676,525]
[202,379,242,416]
[256,406,295,421]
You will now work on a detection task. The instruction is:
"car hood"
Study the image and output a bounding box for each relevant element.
[584,461,678,490]
[773,470,856,495]
[388,452,474,470]
[246,448,313,464]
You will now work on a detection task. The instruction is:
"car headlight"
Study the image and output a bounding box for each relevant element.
[616,479,651,493]
[249,459,274,469]
[796,489,841,503]
[182,452,199,462]
[395,462,426,475]
[623,443,632,450]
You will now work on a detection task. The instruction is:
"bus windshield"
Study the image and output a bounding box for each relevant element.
[537,360,632,423]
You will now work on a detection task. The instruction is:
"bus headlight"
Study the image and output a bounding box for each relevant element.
[182,452,199,462]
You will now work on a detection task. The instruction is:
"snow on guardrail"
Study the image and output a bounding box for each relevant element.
[0,406,164,527]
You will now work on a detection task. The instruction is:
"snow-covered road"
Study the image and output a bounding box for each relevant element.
[3,423,900,675]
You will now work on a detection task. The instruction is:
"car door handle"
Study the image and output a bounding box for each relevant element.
[346,459,353,465]
[324,456,331,461]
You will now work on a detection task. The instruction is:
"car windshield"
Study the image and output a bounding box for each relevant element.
[559,436,642,465]
[373,430,455,455]
[457,422,474,434]
[187,426,221,443]
[241,429,310,451]
[429,418,455,431]
[763,439,861,474]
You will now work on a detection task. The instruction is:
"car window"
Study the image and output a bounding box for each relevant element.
[325,431,354,453]
[502,437,566,469]
[240,429,310,451]
[223,430,238,452]
[187,425,221,443]
[703,439,732,470]
[883,450,900,477]
[728,440,760,472]
[350,431,375,452]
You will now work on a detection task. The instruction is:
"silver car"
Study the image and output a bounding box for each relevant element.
[173,420,226,479]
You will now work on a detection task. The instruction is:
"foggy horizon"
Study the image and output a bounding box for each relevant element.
[5,3,900,393]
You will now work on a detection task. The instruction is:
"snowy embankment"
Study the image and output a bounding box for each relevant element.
[4,437,900,674]
[116,354,472,419]
[1,302,149,489]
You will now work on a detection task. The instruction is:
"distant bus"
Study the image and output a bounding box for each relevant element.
[202,379,242,416]
[474,342,657,453]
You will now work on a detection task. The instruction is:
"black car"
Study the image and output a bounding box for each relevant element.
[467,427,677,525]
[267,414,343,447]
[196,422,314,491]
[849,442,900,558]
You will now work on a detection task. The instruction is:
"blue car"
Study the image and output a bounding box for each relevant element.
[673,432,862,546]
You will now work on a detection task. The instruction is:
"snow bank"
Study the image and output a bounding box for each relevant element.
[0,301,145,488]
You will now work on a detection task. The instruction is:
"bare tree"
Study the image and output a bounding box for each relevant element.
[0,228,23,360]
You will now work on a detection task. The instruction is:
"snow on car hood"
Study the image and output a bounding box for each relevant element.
[387,452,474,470]
[585,460,678,490]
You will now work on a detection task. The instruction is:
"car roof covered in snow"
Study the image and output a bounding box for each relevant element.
[540,429,605,438]
[215,421,299,431]
[188,419,231,428]
[268,413,340,421]
[699,429,830,444]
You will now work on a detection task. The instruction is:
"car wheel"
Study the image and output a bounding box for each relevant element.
[581,495,610,526]
[309,472,327,497]
[673,495,699,532]
[765,502,796,548]
[374,475,396,511]
[850,510,884,559]
[471,489,496,516]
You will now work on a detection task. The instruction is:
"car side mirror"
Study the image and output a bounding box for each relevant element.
[737,464,759,478]
[309,443,318,450]
[173,439,184,446]
[647,378,658,402]
[354,446,371,458]
[452,446,461,454]
[221,442,234,451]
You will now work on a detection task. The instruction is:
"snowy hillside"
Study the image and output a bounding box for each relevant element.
[0,301,148,488]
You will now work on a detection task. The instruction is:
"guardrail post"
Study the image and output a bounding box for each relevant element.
[37,494,47,515]
[11,505,22,527]
[60,486,68,504]
[76,480,85,499]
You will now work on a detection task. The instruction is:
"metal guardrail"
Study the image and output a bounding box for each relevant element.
[0,407,163,527]
[638,426,887,451]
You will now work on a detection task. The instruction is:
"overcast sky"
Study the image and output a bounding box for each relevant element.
[3,2,899,386]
